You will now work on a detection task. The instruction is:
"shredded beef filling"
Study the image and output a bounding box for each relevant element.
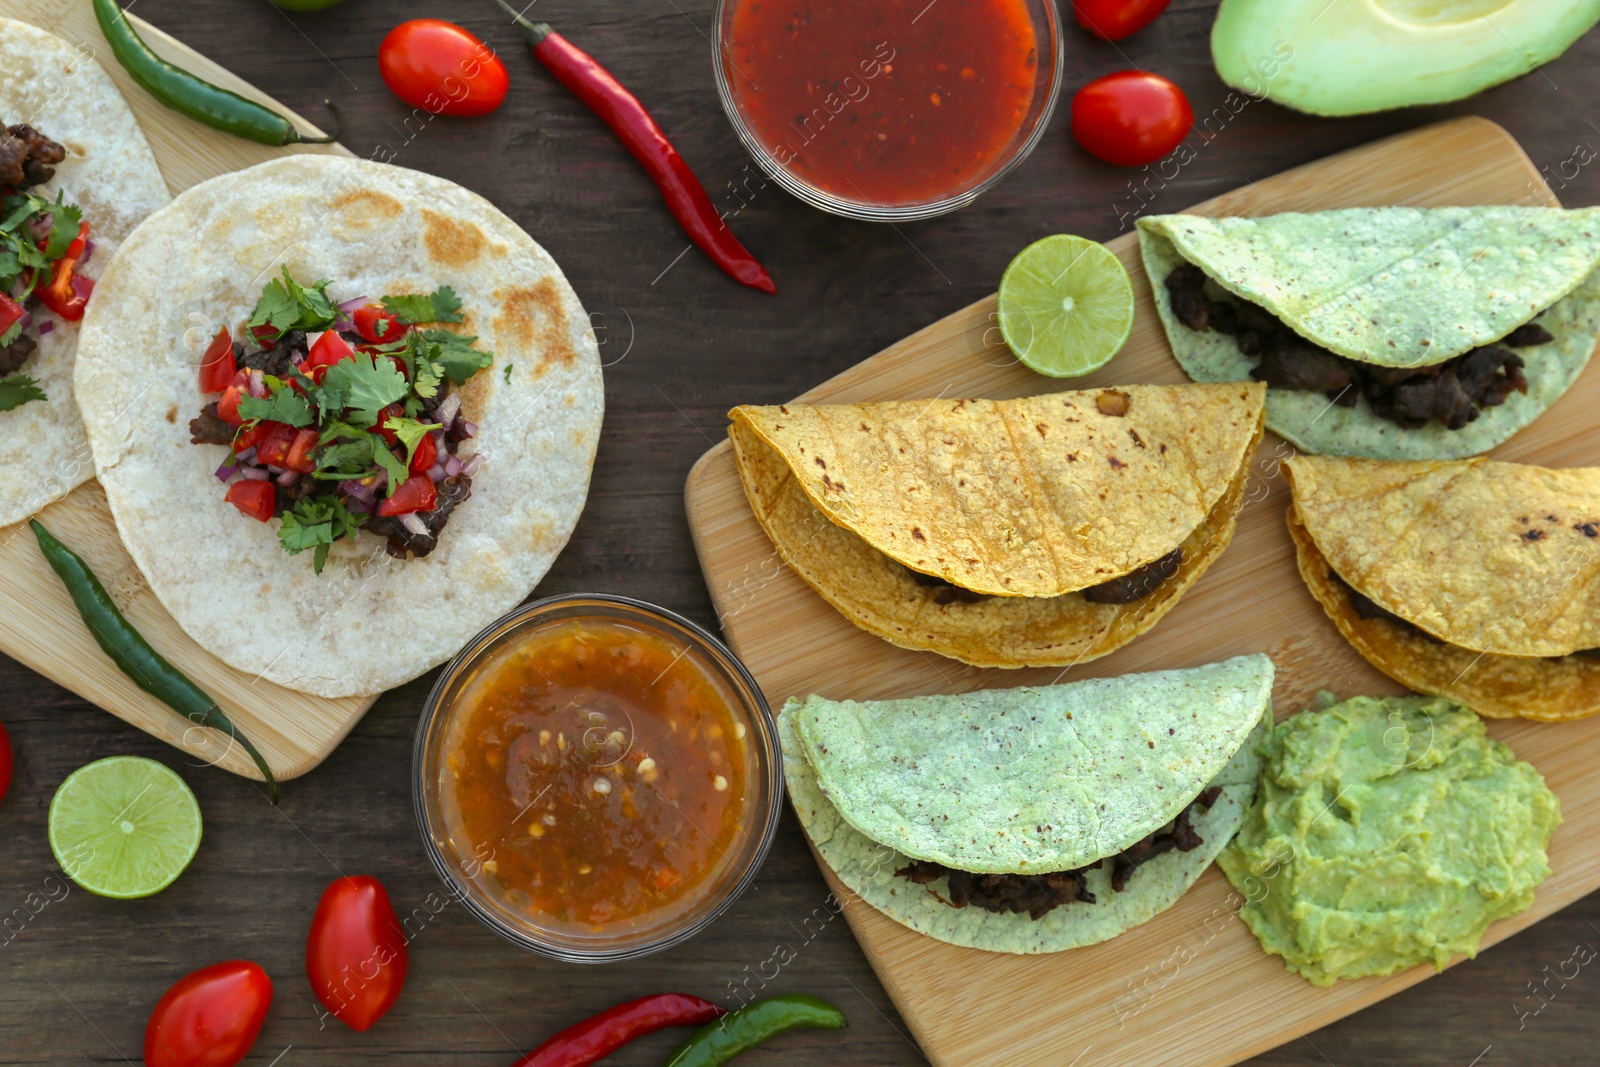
[905,547,1184,607]
[1165,265,1544,432]
[0,329,36,376]
[894,785,1223,921]
[0,124,66,189]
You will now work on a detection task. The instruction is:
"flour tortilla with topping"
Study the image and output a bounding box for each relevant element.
[781,655,1274,953]
[0,16,169,527]
[74,156,603,697]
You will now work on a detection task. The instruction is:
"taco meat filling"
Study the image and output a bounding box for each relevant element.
[190,269,493,573]
[1165,264,1546,432]
[0,122,95,411]
[896,785,1222,920]
[906,547,1184,606]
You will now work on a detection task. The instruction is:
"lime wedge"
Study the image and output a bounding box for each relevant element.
[49,757,202,899]
[998,235,1135,378]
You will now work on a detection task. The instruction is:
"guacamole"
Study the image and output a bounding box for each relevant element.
[1218,693,1561,986]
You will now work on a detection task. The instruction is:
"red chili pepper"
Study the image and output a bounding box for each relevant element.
[491,1,775,295]
[511,994,727,1067]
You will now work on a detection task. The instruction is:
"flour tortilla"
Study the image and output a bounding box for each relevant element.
[780,656,1273,954]
[0,16,169,527]
[1139,220,1600,460]
[74,156,603,697]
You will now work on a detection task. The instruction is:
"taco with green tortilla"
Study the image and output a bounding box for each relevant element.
[1285,454,1600,721]
[1139,207,1600,460]
[780,654,1274,954]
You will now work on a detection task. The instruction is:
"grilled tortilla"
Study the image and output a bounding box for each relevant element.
[728,382,1265,668]
[781,655,1274,954]
[1140,207,1600,460]
[1286,455,1600,720]
[0,17,169,527]
[74,157,603,698]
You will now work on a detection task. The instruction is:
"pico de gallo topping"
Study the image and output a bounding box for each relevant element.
[0,122,90,412]
[190,268,493,574]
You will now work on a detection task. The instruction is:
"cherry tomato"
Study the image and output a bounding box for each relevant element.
[1072,70,1193,167]
[379,20,509,118]
[224,481,276,523]
[216,385,246,426]
[408,431,437,475]
[306,876,408,1032]
[305,330,356,373]
[377,476,438,518]
[197,328,236,394]
[255,422,300,469]
[144,960,272,1067]
[0,721,12,806]
[353,306,406,345]
[1073,0,1172,40]
[283,428,321,474]
[371,404,405,446]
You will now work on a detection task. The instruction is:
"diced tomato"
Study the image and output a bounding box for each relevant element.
[378,475,437,517]
[250,323,279,346]
[408,432,437,474]
[284,428,320,473]
[198,328,236,393]
[255,422,300,468]
[233,421,270,454]
[305,330,356,372]
[371,404,404,446]
[0,294,24,336]
[225,480,276,522]
[353,306,406,345]
[35,220,92,322]
[217,386,246,426]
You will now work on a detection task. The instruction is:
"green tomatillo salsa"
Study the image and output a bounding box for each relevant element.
[189,268,493,573]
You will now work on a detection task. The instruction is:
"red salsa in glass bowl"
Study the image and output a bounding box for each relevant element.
[714,0,1063,220]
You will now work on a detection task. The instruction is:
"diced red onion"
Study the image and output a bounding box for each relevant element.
[427,462,447,484]
[26,214,51,242]
[236,446,257,465]
[340,478,376,504]
[443,455,463,478]
[345,495,370,514]
[337,296,370,313]
[461,454,484,477]
[433,393,461,431]
[456,419,478,440]
[35,319,51,336]
[9,278,27,301]
[247,369,267,398]
[214,460,238,482]
[398,513,428,537]
[17,312,33,333]
[238,467,270,482]
[70,275,93,301]
[265,464,285,475]
[79,239,95,266]
[275,469,300,487]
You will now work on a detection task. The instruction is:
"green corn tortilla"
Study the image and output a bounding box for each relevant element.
[1139,208,1600,460]
[780,673,1271,955]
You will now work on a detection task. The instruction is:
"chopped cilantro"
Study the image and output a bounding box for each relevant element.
[381,286,464,325]
[0,191,84,297]
[0,321,20,347]
[247,267,337,337]
[503,363,513,383]
[371,442,408,497]
[319,355,409,427]
[278,496,363,575]
[388,418,441,464]
[236,382,314,428]
[421,329,494,382]
[0,375,46,411]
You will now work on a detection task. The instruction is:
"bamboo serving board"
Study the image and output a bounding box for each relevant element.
[685,116,1600,1067]
[0,0,364,781]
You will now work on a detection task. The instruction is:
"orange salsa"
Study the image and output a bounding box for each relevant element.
[438,617,753,933]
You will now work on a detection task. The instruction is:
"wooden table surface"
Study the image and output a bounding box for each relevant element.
[3,3,1599,1065]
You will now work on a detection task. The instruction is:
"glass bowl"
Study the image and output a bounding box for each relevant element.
[413,594,782,963]
[711,0,1064,222]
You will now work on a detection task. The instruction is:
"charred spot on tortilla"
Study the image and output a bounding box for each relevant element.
[422,207,486,268]
[495,278,577,368]
[1095,389,1131,417]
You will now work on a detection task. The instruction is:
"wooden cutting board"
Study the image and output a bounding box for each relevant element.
[0,0,365,782]
[685,116,1600,1066]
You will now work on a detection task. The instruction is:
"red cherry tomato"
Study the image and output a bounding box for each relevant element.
[1071,70,1193,167]
[304,330,356,373]
[377,475,438,518]
[408,431,437,475]
[144,960,272,1067]
[1073,0,1172,40]
[306,876,408,1032]
[353,306,406,345]
[0,721,12,805]
[379,20,509,118]
[224,481,276,523]
[255,422,300,469]
[197,328,236,394]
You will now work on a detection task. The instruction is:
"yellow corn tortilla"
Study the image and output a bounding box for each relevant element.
[729,384,1265,668]
[729,383,1267,597]
[1288,509,1600,721]
[1285,455,1600,657]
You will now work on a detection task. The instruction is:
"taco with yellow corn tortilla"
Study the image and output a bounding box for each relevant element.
[1286,454,1600,721]
[1140,207,1600,461]
[728,382,1266,668]
[781,654,1275,954]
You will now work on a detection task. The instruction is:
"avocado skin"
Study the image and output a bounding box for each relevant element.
[1211,0,1600,116]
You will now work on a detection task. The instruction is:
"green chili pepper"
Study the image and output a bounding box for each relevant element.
[93,0,339,147]
[30,521,280,803]
[663,995,846,1067]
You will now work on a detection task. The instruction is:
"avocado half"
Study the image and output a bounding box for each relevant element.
[1212,0,1600,116]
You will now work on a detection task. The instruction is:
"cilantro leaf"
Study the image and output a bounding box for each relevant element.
[237,383,314,428]
[382,286,463,325]
[372,443,408,497]
[0,374,46,411]
[0,321,20,347]
[320,356,409,427]
[248,267,337,337]
[278,496,362,575]
[41,201,83,262]
[388,418,441,464]
[310,436,377,480]
[421,329,493,382]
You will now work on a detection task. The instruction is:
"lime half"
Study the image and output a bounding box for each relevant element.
[998,235,1135,378]
[49,757,202,899]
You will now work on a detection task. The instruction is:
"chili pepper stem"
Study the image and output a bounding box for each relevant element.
[294,100,343,146]
[489,0,552,45]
